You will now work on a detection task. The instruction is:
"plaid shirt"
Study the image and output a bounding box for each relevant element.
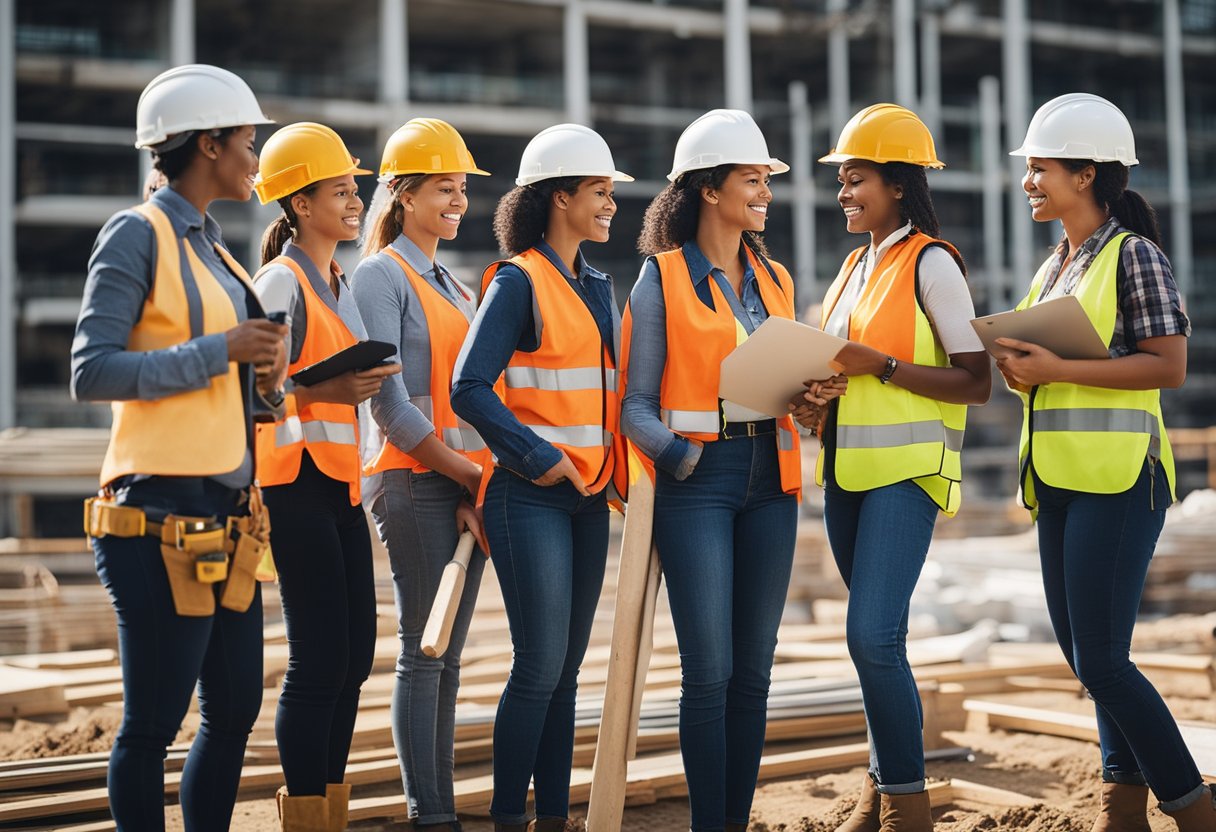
[1037,217,1191,357]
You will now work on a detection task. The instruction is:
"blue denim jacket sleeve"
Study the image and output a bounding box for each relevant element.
[71,211,230,402]
[450,263,563,480]
[620,258,702,480]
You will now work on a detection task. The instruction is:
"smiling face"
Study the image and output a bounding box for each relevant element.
[554,176,617,244]
[293,174,363,243]
[703,165,772,232]
[836,160,904,238]
[205,125,260,202]
[1022,156,1094,223]
[401,173,469,242]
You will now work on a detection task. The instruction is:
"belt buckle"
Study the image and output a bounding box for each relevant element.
[746,422,757,437]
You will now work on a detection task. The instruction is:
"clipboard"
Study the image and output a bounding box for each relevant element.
[971,295,1109,360]
[718,317,850,419]
[290,340,397,387]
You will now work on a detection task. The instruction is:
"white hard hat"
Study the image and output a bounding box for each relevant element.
[668,109,789,182]
[135,64,274,151]
[1009,93,1138,166]
[515,124,633,187]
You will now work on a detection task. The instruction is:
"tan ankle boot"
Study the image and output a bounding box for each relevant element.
[325,783,351,832]
[836,774,881,832]
[878,790,933,832]
[1162,784,1216,832]
[276,785,330,832]
[1092,782,1151,832]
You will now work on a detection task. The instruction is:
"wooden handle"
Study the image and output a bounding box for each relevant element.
[421,531,476,658]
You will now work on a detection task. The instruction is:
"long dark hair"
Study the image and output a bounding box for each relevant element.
[637,164,769,258]
[259,182,320,266]
[874,161,941,239]
[492,176,582,256]
[150,127,238,183]
[1062,159,1161,246]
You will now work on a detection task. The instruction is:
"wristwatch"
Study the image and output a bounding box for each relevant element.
[879,356,899,384]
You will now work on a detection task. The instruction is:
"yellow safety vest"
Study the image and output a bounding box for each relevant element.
[1015,232,1176,509]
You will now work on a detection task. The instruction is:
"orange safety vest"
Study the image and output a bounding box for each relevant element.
[624,245,802,498]
[99,202,251,487]
[364,247,491,475]
[255,256,362,505]
[817,231,968,515]
[480,249,628,499]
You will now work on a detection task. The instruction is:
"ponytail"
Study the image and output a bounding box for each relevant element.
[361,174,429,259]
[258,184,319,266]
[1064,159,1162,247]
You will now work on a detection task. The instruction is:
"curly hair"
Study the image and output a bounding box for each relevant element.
[1061,159,1161,246]
[637,164,769,258]
[492,177,583,257]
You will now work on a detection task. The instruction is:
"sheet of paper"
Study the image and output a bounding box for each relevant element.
[971,295,1109,361]
[718,317,850,419]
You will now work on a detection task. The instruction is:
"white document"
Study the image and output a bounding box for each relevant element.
[718,317,850,419]
[971,295,1109,361]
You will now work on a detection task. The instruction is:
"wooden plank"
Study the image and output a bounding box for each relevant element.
[948,778,1041,807]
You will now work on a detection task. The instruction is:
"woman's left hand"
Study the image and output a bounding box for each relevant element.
[255,338,289,395]
[828,342,889,377]
[994,337,1064,387]
[455,499,490,557]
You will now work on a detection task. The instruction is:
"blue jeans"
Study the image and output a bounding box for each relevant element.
[371,469,485,827]
[1035,460,1206,808]
[264,452,378,797]
[483,467,609,825]
[95,527,263,831]
[654,435,798,832]
[823,478,938,794]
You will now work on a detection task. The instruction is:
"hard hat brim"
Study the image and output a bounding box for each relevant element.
[666,157,790,183]
[136,116,276,151]
[817,150,945,169]
[1007,144,1138,166]
[255,161,376,205]
[516,169,634,187]
[378,166,491,183]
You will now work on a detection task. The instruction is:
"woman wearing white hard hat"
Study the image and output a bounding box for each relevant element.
[71,64,283,831]
[799,104,990,832]
[351,118,492,832]
[620,108,803,832]
[251,122,399,831]
[1000,94,1208,831]
[450,123,632,832]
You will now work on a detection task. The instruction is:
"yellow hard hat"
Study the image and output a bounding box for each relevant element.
[379,118,490,181]
[255,122,372,204]
[819,104,944,169]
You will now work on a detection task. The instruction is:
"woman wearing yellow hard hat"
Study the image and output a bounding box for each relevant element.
[71,64,283,831]
[1000,94,1207,831]
[620,108,801,832]
[450,124,631,832]
[252,121,399,831]
[349,118,490,832]
[799,104,990,831]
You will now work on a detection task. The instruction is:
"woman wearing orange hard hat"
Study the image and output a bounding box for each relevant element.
[72,64,282,831]
[350,118,491,832]
[799,104,990,831]
[251,121,399,831]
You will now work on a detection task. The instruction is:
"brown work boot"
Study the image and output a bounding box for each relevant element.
[836,774,881,832]
[276,785,330,832]
[1162,784,1216,831]
[1092,782,1151,832]
[878,790,933,831]
[325,783,351,832]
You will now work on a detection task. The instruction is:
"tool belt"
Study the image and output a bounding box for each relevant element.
[84,487,273,618]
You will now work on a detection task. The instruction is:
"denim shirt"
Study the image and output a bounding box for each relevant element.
[451,240,618,481]
[621,240,770,480]
[71,185,263,494]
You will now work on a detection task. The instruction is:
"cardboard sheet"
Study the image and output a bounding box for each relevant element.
[718,317,849,419]
[971,295,1109,361]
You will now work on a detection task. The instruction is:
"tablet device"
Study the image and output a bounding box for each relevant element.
[719,317,850,418]
[971,295,1109,361]
[290,340,397,387]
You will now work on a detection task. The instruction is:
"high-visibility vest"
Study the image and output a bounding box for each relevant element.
[480,249,627,498]
[815,232,968,516]
[623,245,802,498]
[1015,232,1175,509]
[99,202,250,487]
[254,256,362,505]
[364,247,491,476]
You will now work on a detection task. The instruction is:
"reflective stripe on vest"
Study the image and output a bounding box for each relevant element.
[275,417,359,448]
[837,421,965,453]
[528,425,613,448]
[661,408,720,434]
[505,366,617,393]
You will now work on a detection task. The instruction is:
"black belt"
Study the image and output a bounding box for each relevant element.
[719,419,776,439]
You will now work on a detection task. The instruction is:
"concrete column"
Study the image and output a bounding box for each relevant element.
[789,81,815,306]
[1163,0,1192,298]
[1002,0,1033,292]
[892,0,917,109]
[919,11,942,140]
[564,0,590,124]
[0,0,15,428]
[827,0,850,135]
[724,0,752,111]
[980,76,1006,309]
[169,0,194,64]
[379,0,408,106]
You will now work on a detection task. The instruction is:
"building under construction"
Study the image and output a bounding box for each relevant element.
[3,0,1214,430]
